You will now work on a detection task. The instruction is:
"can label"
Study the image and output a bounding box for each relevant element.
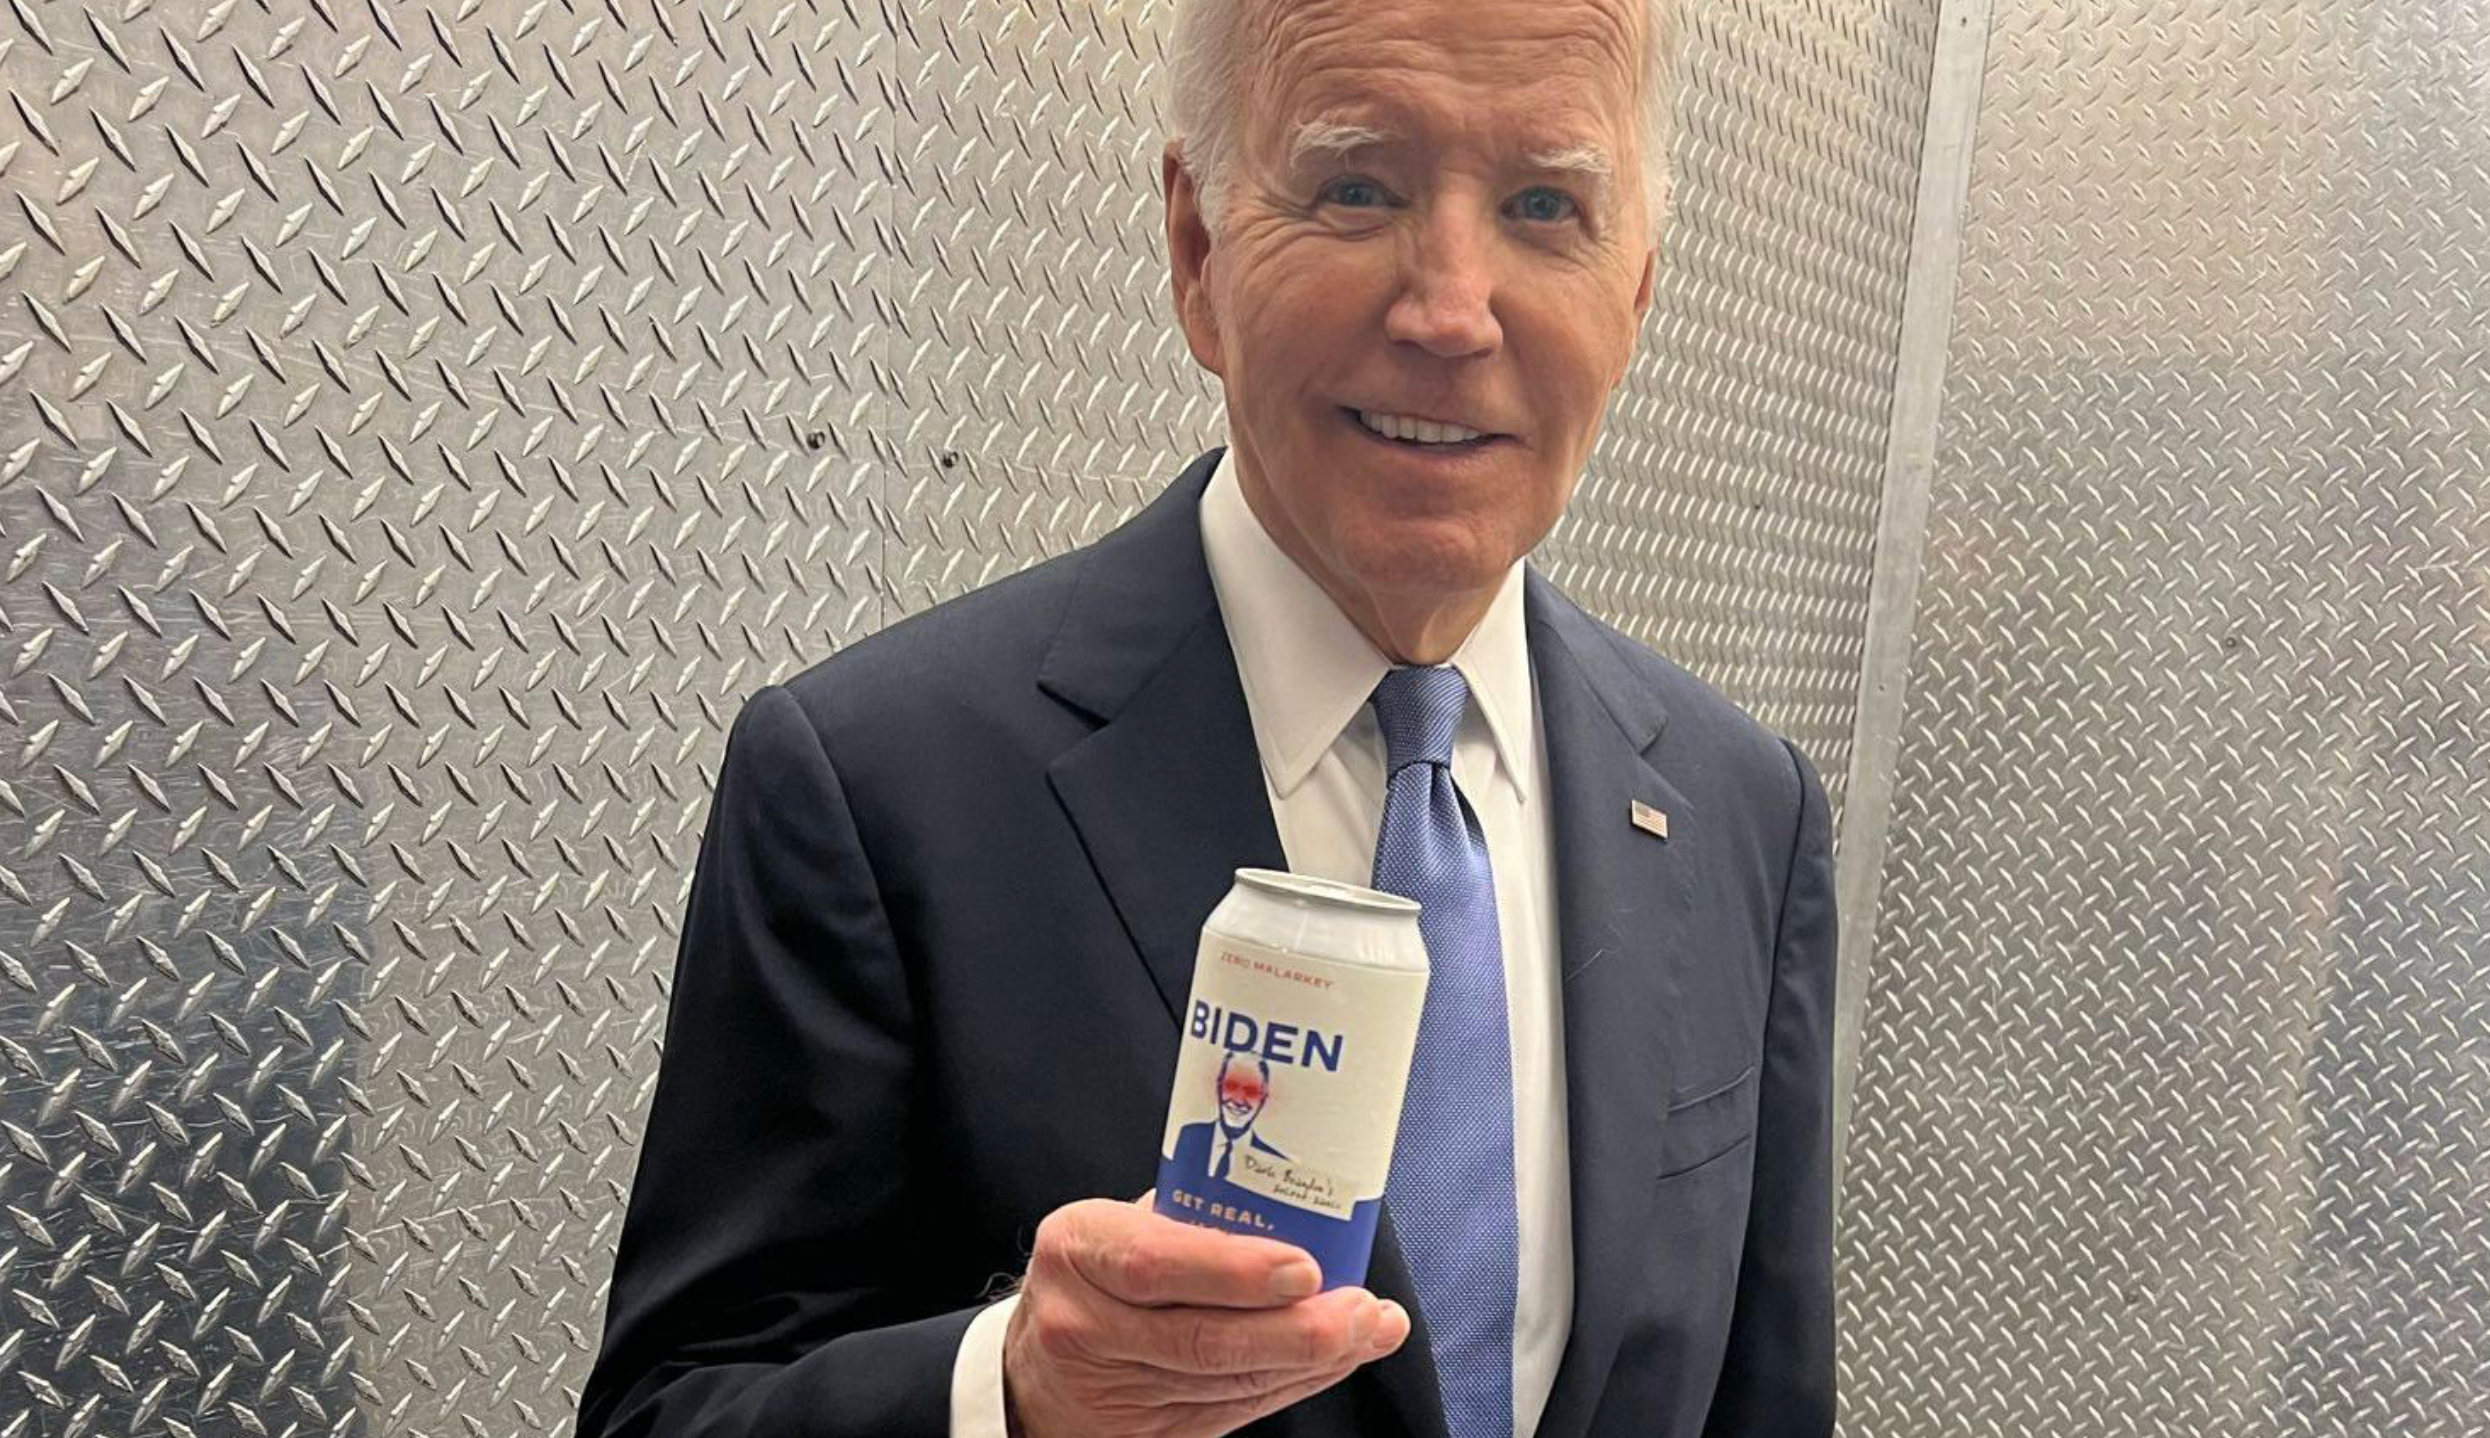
[1154,933,1426,1287]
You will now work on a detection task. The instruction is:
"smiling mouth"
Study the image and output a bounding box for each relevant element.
[1344,406,1509,451]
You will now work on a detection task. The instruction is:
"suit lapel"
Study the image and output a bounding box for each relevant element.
[1039,450,1448,1438]
[1047,607,1284,1017]
[1526,577,1698,1438]
[1040,451,1283,1018]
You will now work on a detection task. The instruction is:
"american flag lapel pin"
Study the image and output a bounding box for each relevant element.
[1630,799,1670,840]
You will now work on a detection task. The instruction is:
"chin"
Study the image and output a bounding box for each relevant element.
[1339,524,1521,596]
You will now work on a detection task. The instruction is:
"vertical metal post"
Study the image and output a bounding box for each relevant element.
[1832,0,1997,1189]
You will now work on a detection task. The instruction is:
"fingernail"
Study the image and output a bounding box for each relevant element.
[1271,1261,1321,1299]
[1374,1300,1410,1347]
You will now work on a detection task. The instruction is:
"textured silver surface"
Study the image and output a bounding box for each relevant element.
[0,1,1930,1435]
[1536,0,1936,811]
[1832,0,1991,1184]
[1836,2,2490,1434]
[882,0,1221,615]
[0,7,887,1436]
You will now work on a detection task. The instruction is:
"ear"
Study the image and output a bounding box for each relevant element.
[1631,175,1668,321]
[1163,143,1226,376]
[1612,238,1661,389]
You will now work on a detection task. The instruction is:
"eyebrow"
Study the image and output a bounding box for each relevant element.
[1287,119,1618,202]
[1525,143,1616,181]
[1287,119,1399,171]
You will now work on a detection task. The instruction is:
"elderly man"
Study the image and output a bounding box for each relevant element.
[574,0,1835,1433]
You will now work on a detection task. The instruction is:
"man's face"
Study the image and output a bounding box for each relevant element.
[1168,0,1658,612]
[1218,1056,1270,1130]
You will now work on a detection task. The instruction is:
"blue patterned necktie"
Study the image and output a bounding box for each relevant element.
[1369,665,1517,1438]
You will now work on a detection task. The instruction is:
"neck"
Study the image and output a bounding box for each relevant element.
[1230,452,1502,667]
[1338,588,1498,667]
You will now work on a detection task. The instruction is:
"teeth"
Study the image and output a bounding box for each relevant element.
[1358,410,1485,445]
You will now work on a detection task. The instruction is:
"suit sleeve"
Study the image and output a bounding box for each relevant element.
[1701,738,1838,1438]
[575,683,983,1438]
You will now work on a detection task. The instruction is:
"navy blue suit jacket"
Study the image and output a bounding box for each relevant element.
[575,451,1837,1438]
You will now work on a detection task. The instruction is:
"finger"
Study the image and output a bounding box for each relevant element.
[1164,1352,1372,1438]
[1050,1201,1322,1308]
[1088,1352,1366,1428]
[1085,1302,1408,1407]
[1081,1287,1392,1376]
[1087,1357,1355,1411]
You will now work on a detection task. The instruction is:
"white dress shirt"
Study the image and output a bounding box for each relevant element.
[950,451,1572,1435]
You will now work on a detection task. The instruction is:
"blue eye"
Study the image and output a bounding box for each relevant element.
[1320,177,1391,208]
[1509,187,1579,223]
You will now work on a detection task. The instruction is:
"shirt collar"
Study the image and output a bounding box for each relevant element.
[1198,448,1536,803]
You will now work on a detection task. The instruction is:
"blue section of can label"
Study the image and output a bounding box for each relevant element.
[1153,1152,1382,1288]
[1153,930,1427,1289]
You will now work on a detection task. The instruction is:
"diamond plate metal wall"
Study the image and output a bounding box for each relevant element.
[0,1,1932,1434]
[1542,0,1937,808]
[881,1,1222,614]
[1836,2,2490,1434]
[0,5,889,1435]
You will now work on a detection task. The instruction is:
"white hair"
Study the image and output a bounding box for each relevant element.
[1166,0,1678,242]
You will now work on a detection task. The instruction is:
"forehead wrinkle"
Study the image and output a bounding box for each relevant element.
[1272,81,1622,159]
[1253,0,1643,92]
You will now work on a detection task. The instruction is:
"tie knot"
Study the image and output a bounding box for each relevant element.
[1370,665,1469,772]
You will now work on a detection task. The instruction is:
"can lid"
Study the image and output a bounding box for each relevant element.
[1234,867,1420,916]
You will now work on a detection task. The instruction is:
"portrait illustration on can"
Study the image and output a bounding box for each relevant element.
[1168,1052,1290,1183]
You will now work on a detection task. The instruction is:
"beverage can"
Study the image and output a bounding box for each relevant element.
[1152,868,1430,1288]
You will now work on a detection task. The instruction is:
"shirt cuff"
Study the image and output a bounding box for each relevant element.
[949,1292,1021,1438]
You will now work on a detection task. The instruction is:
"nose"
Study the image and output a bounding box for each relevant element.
[1383,200,1504,359]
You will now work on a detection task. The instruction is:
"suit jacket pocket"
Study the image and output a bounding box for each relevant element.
[1653,1064,1758,1180]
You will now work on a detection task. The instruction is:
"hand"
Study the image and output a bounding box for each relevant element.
[1001,1193,1410,1438]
